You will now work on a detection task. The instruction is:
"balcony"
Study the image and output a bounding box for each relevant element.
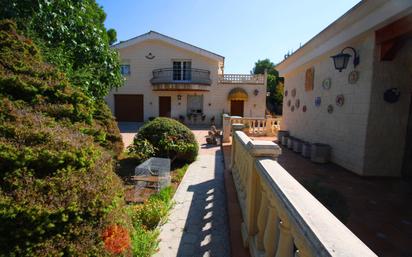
[151,68,212,91]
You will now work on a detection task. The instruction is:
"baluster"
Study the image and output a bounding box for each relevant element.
[275,220,294,257]
[263,198,280,257]
[255,186,269,250]
[249,120,252,134]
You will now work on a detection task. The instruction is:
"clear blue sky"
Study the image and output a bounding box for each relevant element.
[97,0,360,73]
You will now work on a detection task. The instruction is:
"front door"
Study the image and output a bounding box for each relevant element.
[159,96,171,117]
[230,100,244,116]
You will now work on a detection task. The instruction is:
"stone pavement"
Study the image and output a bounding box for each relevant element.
[154,129,231,257]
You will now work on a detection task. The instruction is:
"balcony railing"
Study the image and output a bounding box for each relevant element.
[151,68,212,85]
[218,74,265,84]
[230,126,377,257]
[222,114,281,142]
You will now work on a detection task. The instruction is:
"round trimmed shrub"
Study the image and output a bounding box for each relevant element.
[134,117,198,163]
[127,138,156,163]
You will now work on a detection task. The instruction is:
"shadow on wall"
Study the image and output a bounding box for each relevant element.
[176,149,231,257]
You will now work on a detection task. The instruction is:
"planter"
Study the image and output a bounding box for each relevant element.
[277,130,289,144]
[301,141,311,158]
[281,135,289,146]
[287,137,294,149]
[292,139,303,153]
[310,143,331,163]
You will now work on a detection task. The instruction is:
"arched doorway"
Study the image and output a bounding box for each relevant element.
[228,88,248,117]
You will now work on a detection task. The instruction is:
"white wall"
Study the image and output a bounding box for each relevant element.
[279,33,375,175]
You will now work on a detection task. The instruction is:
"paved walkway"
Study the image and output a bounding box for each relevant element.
[154,129,231,257]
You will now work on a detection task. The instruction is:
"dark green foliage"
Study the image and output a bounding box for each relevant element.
[127,138,156,164]
[1,0,123,98]
[252,59,284,114]
[134,117,199,163]
[0,20,129,256]
[303,179,350,224]
[107,28,117,45]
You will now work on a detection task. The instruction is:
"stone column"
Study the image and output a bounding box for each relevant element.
[230,123,245,169]
[242,138,282,246]
[265,115,275,136]
[222,114,231,143]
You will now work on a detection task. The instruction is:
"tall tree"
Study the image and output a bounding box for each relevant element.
[252,59,283,114]
[0,0,123,99]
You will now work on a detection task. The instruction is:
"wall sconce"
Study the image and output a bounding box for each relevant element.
[330,47,360,72]
[177,95,182,101]
[254,89,259,96]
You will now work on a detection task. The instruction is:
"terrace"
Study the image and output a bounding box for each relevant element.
[119,119,412,257]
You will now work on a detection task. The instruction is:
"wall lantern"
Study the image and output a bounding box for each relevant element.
[177,95,182,101]
[330,47,360,72]
[254,89,259,96]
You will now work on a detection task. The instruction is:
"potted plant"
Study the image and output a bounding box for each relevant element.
[201,114,206,122]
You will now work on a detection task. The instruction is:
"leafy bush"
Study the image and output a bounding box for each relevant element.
[135,117,199,163]
[0,20,129,256]
[1,0,123,99]
[129,198,170,231]
[172,164,189,183]
[131,225,159,257]
[127,186,174,256]
[127,138,156,164]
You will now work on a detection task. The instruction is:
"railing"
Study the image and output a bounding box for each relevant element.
[222,114,281,142]
[230,127,377,257]
[218,74,265,84]
[151,68,211,85]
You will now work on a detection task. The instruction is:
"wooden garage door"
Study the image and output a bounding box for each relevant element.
[114,94,143,122]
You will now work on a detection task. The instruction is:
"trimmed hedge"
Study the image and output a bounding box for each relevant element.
[0,20,130,256]
[133,117,198,163]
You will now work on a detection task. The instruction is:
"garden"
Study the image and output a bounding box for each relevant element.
[119,117,198,256]
[0,1,198,256]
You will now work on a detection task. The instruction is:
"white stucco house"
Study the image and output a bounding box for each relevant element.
[276,0,412,177]
[106,31,267,126]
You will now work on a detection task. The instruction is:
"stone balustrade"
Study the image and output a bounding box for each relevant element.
[222,114,281,142]
[230,126,377,257]
[218,74,265,84]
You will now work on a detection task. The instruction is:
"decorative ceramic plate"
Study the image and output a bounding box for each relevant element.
[295,99,300,108]
[327,104,334,113]
[285,90,288,97]
[287,99,291,107]
[291,106,295,112]
[348,70,359,84]
[322,78,332,90]
[315,97,321,107]
[302,105,307,112]
[291,88,296,97]
[336,94,344,106]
